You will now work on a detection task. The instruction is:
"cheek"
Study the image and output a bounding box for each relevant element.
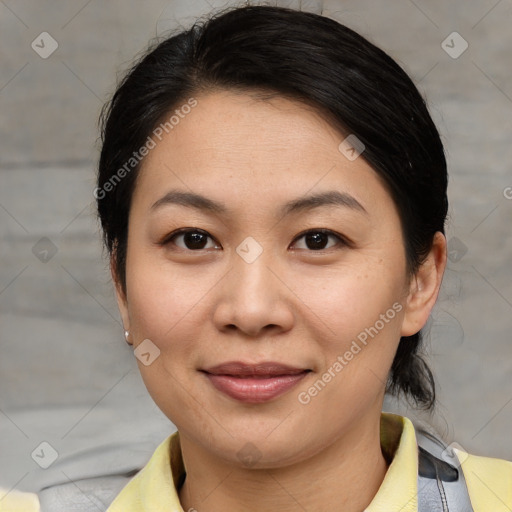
[296,259,405,345]
[124,256,211,424]
[125,254,211,343]
[292,258,406,408]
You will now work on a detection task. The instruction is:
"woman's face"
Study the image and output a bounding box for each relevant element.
[115,89,435,467]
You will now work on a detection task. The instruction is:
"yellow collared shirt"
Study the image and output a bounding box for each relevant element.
[3,413,511,511]
[105,412,512,512]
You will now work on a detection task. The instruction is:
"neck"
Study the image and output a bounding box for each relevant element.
[178,412,389,512]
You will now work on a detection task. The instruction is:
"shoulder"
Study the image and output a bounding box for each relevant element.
[106,434,180,512]
[459,449,512,511]
[0,488,40,512]
[412,417,512,511]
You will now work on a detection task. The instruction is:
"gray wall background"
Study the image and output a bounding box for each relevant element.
[1,0,511,494]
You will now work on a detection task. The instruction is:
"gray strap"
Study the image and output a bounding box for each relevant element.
[417,429,475,512]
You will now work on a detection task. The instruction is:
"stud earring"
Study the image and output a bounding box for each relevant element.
[124,330,131,345]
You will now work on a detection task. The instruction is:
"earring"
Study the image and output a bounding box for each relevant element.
[124,330,131,344]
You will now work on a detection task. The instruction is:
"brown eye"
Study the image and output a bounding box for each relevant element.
[163,229,220,251]
[291,229,347,251]
[161,228,348,252]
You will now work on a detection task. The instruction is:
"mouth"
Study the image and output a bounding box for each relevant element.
[200,361,311,404]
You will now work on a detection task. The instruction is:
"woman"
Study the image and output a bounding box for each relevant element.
[90,4,511,512]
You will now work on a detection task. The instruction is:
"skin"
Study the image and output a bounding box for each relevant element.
[113,89,447,512]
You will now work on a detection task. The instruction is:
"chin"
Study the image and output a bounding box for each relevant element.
[214,426,316,470]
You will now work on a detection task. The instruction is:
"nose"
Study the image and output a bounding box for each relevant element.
[212,244,295,338]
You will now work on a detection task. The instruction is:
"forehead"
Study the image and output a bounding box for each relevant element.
[132,90,396,221]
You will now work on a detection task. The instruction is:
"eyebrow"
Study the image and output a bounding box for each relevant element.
[150,189,368,217]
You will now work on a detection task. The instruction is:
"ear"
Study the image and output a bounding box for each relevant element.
[111,252,131,341]
[401,231,447,337]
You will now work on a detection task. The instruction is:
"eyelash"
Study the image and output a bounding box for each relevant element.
[159,228,350,252]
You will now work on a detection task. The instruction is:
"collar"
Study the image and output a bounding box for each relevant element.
[366,413,418,511]
[107,412,419,512]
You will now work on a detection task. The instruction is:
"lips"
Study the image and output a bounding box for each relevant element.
[203,361,309,377]
[201,361,311,403]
